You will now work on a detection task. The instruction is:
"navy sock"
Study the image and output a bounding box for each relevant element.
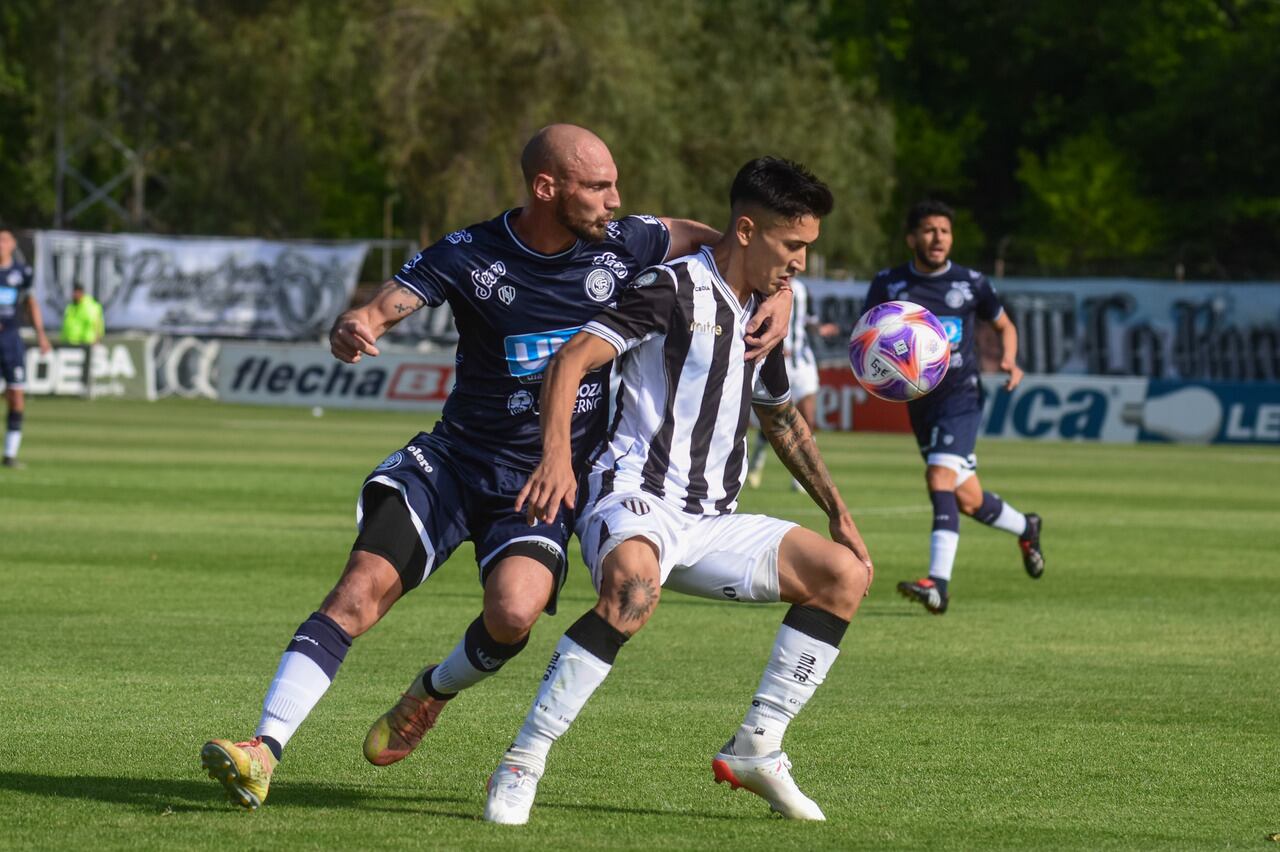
[930,490,960,533]
[6,410,21,433]
[972,491,1004,526]
[259,735,283,761]
[285,611,353,680]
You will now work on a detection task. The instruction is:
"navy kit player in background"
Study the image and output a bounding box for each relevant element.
[864,200,1044,615]
[200,124,794,809]
[485,157,872,824]
[0,229,52,469]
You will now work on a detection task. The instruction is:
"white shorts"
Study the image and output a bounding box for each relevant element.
[579,490,796,603]
[788,359,819,400]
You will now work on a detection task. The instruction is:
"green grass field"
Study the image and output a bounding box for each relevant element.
[1,398,1277,850]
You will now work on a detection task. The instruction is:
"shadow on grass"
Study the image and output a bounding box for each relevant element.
[0,772,473,818]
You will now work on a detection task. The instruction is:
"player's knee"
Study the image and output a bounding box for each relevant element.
[482,599,541,645]
[925,466,956,492]
[956,490,982,515]
[597,569,662,632]
[822,547,867,611]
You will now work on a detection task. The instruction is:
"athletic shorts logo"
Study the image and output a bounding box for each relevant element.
[622,498,651,516]
[374,451,404,471]
[585,268,616,302]
[405,444,435,474]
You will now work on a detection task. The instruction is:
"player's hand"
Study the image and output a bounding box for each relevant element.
[37,336,52,355]
[830,512,874,595]
[744,285,793,362]
[515,455,578,527]
[329,315,380,363]
[1002,358,1023,391]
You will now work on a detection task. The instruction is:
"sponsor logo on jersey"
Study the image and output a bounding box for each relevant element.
[504,326,582,378]
[574,381,604,414]
[938,315,963,345]
[635,214,661,226]
[471,261,507,299]
[622,497,651,515]
[689,319,722,336]
[374,451,404,471]
[585,268,616,302]
[591,251,630,279]
[508,388,535,415]
[401,253,423,273]
[0,288,17,305]
[498,284,516,305]
[445,229,473,244]
[605,221,622,239]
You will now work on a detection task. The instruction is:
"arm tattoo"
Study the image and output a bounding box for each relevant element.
[617,575,658,624]
[760,402,840,517]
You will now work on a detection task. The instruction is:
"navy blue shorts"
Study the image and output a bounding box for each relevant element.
[356,429,572,613]
[909,391,981,477]
[0,332,26,388]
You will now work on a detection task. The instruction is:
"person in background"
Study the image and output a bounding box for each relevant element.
[0,229,51,469]
[62,284,105,346]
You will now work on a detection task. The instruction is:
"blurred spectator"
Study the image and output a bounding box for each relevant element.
[62,285,105,345]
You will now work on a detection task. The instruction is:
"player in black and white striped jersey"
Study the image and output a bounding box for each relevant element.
[485,157,875,825]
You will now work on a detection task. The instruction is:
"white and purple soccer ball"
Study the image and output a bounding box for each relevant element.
[848,300,950,401]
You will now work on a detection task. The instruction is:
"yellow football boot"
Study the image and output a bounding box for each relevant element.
[201,737,278,810]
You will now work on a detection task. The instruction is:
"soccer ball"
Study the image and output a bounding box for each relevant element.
[848,300,950,401]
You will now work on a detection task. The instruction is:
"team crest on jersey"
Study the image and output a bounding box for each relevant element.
[507,389,535,415]
[6,270,23,285]
[446,229,473,245]
[946,282,973,308]
[633,270,659,288]
[498,285,516,305]
[585,268,616,302]
[622,498,651,516]
[471,261,507,299]
[374,451,403,472]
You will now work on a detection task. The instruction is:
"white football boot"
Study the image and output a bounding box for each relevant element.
[712,750,826,820]
[483,761,541,825]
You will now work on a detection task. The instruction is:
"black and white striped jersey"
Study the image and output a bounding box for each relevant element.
[785,278,816,373]
[582,247,791,516]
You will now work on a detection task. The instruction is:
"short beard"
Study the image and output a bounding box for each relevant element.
[554,196,608,243]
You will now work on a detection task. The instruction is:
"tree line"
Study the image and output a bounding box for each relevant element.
[1,0,1275,278]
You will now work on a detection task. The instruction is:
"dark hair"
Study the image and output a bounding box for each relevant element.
[906,200,954,232]
[730,157,833,221]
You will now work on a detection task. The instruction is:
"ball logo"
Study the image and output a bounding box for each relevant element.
[585,268,616,302]
[471,261,507,300]
[893,339,909,356]
[374,451,403,472]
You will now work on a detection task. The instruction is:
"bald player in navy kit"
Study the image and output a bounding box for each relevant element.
[200,125,795,809]
[864,200,1044,615]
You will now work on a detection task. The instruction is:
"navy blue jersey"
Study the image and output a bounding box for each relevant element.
[0,262,34,334]
[394,210,671,470]
[864,261,1003,410]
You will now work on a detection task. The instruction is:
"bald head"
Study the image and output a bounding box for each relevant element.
[520,124,611,187]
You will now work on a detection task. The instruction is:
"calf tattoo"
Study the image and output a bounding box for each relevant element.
[617,575,658,624]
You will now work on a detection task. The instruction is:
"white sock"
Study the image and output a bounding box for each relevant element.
[431,639,491,694]
[255,651,333,748]
[505,635,613,776]
[4,430,20,459]
[928,529,960,581]
[730,624,840,757]
[992,502,1028,536]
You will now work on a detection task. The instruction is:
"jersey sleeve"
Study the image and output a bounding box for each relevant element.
[616,215,671,267]
[582,266,677,355]
[974,273,1003,322]
[392,241,453,307]
[752,345,792,406]
[17,265,33,300]
[863,273,889,311]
